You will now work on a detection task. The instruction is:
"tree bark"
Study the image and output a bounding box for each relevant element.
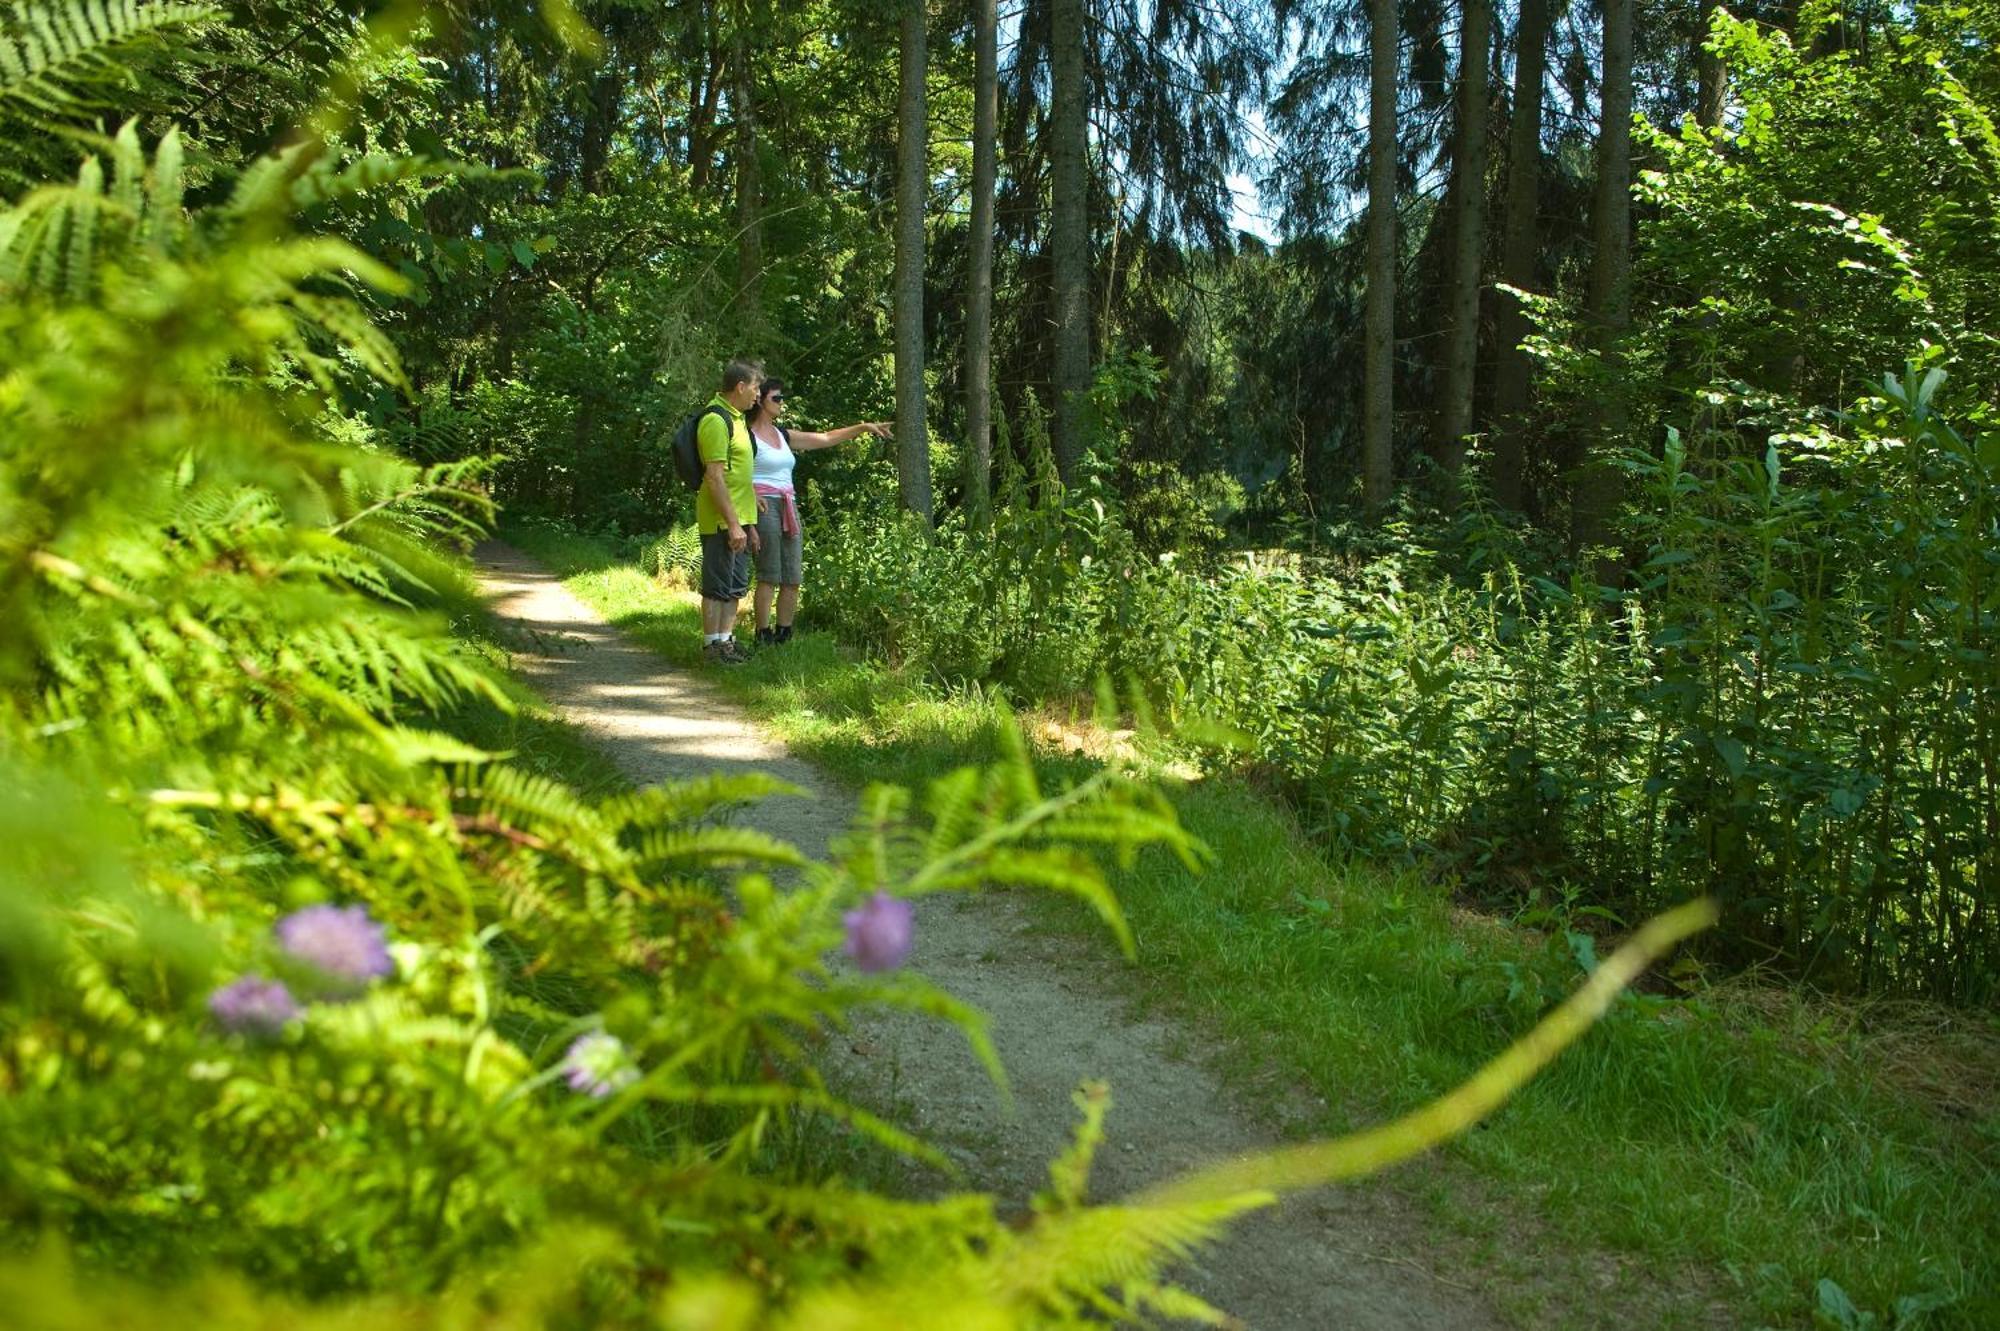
[579,64,623,197]
[688,35,725,190]
[730,12,763,320]
[1573,0,1634,566]
[1049,0,1091,484]
[1696,1,1727,128]
[1363,0,1398,510]
[895,0,932,520]
[1490,0,1547,511]
[965,0,998,525]
[1432,0,1489,482]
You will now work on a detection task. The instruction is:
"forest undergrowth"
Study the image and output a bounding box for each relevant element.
[511,520,2000,1331]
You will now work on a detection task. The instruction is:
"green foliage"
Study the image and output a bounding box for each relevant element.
[1119,461,1241,557]
[0,58,1302,1322]
[1602,6,1996,449]
[803,3,2000,1003]
[810,349,2000,1001]
[8,27,1694,1320]
[638,521,703,588]
[509,529,2000,1330]
[0,0,216,182]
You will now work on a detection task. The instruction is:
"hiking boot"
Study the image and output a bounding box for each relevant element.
[702,639,731,666]
[774,624,794,645]
[755,626,777,647]
[719,637,753,664]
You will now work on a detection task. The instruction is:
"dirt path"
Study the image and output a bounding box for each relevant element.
[478,541,1501,1331]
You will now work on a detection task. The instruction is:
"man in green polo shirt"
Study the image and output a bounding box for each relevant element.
[698,358,763,664]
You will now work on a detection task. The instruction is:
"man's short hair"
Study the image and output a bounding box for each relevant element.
[722,358,764,392]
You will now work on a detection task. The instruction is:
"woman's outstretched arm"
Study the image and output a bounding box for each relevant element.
[789,421,892,451]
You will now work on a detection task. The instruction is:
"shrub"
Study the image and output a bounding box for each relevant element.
[811,368,1999,1001]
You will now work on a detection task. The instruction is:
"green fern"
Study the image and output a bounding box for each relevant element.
[0,0,214,182]
[0,0,214,110]
[640,522,703,583]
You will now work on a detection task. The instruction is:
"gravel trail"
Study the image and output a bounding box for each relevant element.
[478,540,1501,1331]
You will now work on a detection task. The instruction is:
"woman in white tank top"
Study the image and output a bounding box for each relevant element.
[742,379,892,645]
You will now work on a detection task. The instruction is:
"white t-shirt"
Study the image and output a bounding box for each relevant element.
[751,425,796,491]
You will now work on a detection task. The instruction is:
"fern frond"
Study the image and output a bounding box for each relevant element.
[287,290,409,390]
[1040,1082,1110,1210]
[921,848,1135,959]
[0,1,215,118]
[598,1081,950,1170]
[625,824,808,874]
[599,772,799,828]
[826,973,1009,1101]
[1006,1197,1270,1314]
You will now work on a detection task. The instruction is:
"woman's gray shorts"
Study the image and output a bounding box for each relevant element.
[753,500,804,585]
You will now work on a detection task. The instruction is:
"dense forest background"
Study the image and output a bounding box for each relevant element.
[118,0,1984,1003]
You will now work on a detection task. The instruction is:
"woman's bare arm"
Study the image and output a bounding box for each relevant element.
[791,422,892,452]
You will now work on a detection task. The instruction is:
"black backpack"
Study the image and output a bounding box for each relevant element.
[670,404,733,491]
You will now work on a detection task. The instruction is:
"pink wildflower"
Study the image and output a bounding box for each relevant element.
[843,892,915,972]
[209,976,301,1035]
[275,904,394,988]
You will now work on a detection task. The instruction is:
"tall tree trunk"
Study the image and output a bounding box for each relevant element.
[1573,0,1634,568]
[688,37,725,190]
[1490,0,1547,511]
[1695,1,1727,128]
[894,0,932,520]
[1432,0,1489,481]
[579,65,623,196]
[1049,0,1090,484]
[730,13,763,320]
[965,0,998,526]
[1363,0,1397,510]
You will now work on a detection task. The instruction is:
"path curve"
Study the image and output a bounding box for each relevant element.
[478,541,1501,1331]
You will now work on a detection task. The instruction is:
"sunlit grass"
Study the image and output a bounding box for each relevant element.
[506,522,2000,1330]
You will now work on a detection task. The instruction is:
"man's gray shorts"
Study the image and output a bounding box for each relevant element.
[753,504,804,585]
[700,531,751,602]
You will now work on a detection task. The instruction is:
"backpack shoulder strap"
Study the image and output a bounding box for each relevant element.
[700,404,734,471]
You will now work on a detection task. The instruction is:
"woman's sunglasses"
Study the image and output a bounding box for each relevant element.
[765,393,785,403]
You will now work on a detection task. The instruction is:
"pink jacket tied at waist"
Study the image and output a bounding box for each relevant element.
[755,484,799,536]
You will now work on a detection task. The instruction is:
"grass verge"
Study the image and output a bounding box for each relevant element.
[503,520,2000,1331]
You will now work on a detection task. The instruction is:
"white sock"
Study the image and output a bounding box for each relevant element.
[706,633,726,645]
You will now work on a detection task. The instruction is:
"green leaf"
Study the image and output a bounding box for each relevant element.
[1714,736,1748,778]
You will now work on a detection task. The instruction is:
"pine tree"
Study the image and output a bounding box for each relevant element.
[1432,0,1491,481]
[896,0,932,519]
[1049,0,1091,483]
[1572,0,1635,563]
[965,0,999,525]
[1489,0,1549,511]
[1363,0,1398,510]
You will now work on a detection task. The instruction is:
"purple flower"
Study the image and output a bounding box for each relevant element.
[209,976,302,1035]
[843,892,914,973]
[562,1032,639,1098]
[275,904,394,988]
